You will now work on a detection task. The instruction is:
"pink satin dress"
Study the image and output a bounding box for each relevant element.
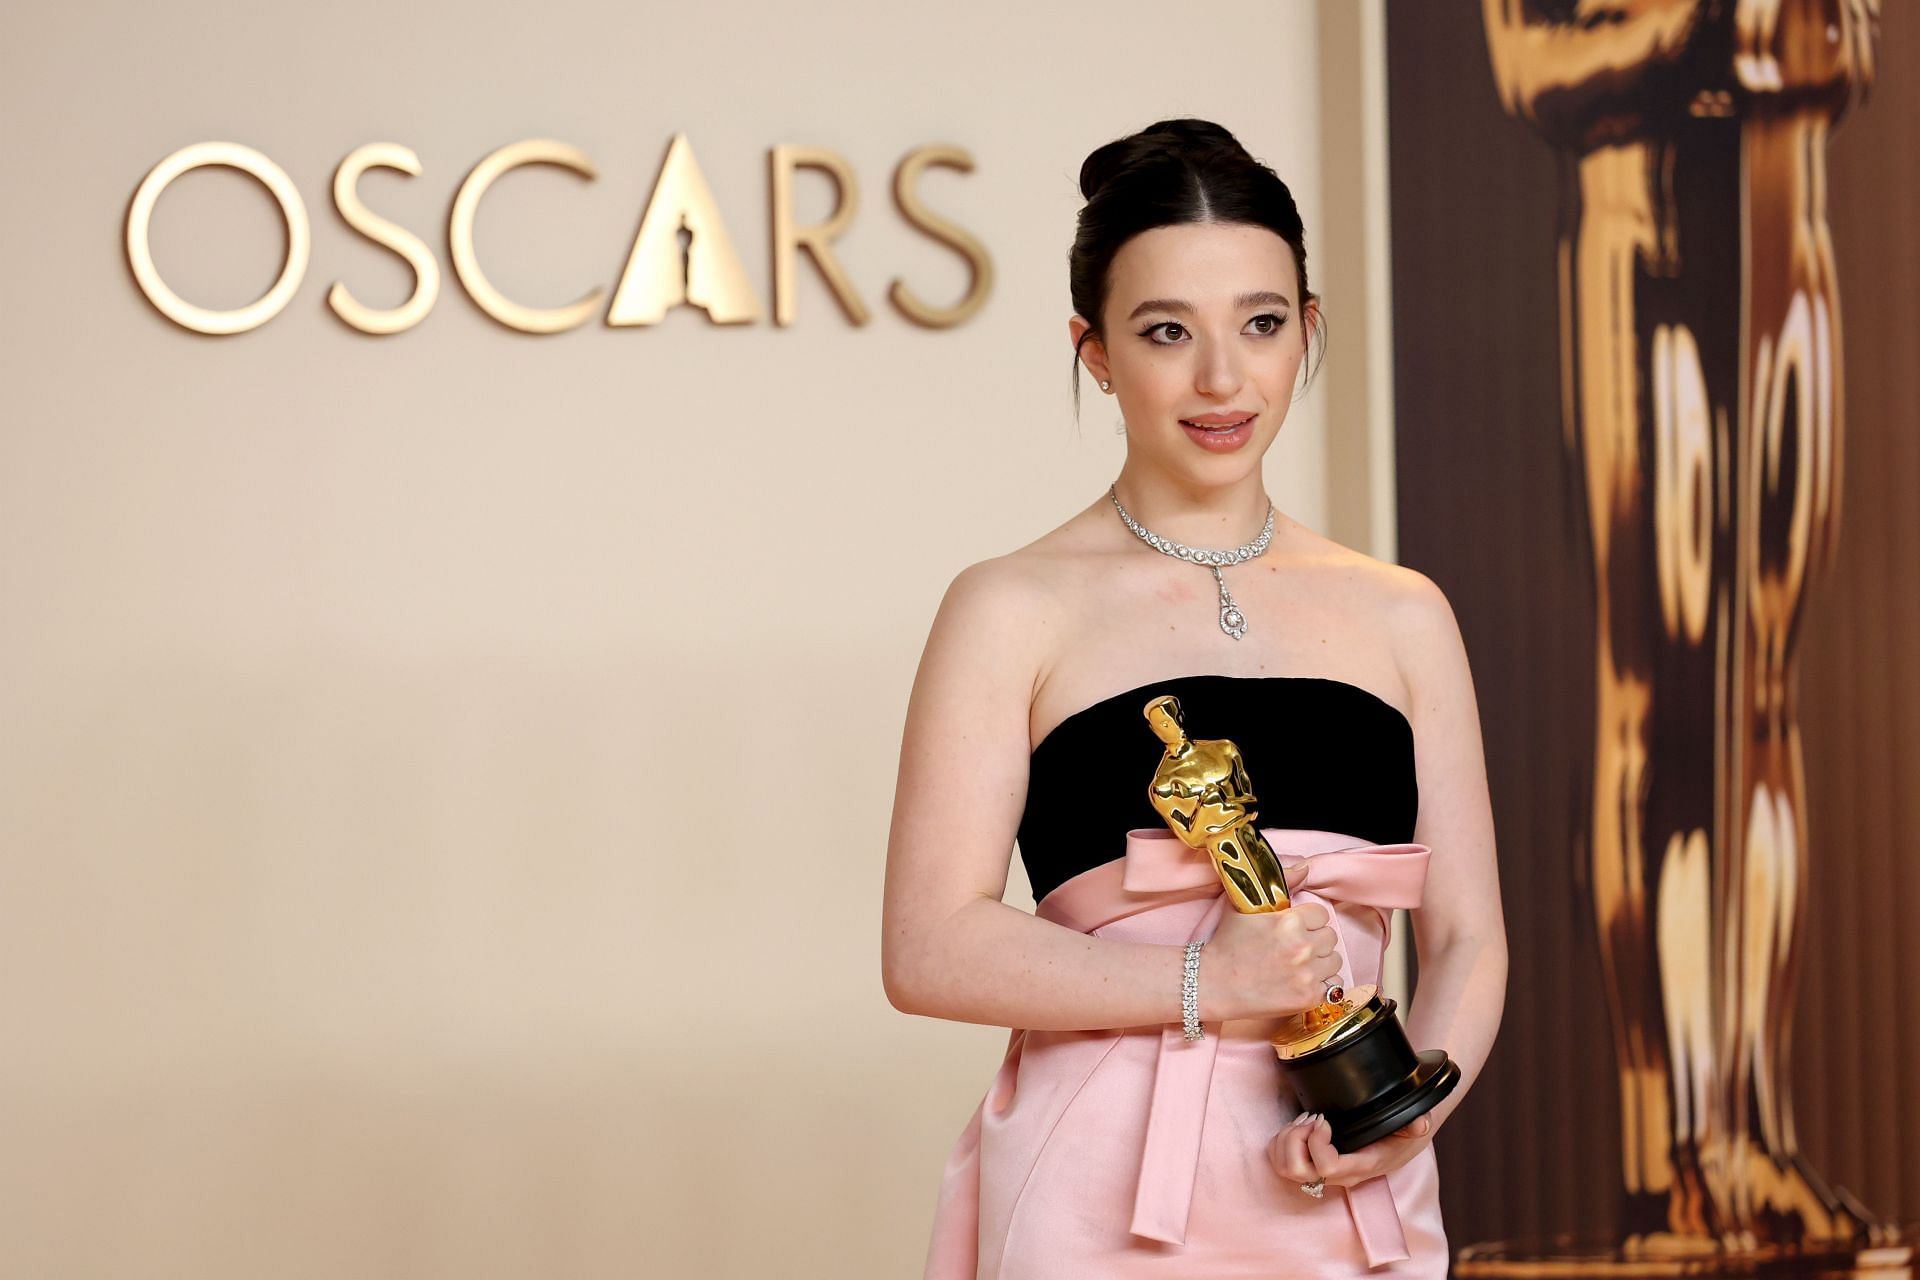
[921,826,1447,1279]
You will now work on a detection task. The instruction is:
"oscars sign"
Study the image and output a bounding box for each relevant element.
[123,134,992,336]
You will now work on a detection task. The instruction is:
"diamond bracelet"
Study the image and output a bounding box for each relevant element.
[1182,940,1205,1041]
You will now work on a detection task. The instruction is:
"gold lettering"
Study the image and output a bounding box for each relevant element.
[327,143,440,335]
[608,133,760,327]
[125,140,310,335]
[889,144,992,328]
[449,139,603,334]
[769,144,868,327]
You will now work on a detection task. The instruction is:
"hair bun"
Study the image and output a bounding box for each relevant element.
[1076,138,1137,201]
[1077,118,1249,200]
[1139,118,1243,152]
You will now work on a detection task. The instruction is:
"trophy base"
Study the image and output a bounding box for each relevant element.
[1334,1049,1459,1153]
[1275,992,1462,1154]
[1454,1229,1914,1278]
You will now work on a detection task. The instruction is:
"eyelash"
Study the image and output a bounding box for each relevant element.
[1136,313,1288,345]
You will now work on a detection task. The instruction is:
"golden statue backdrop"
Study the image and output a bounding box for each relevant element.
[1472,1,1900,1272]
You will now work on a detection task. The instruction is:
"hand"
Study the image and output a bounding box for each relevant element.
[1268,1110,1434,1193]
[1199,860,1342,1021]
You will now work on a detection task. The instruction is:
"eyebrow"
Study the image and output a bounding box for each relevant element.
[1127,290,1292,321]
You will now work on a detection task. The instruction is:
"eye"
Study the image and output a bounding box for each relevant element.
[1137,313,1290,345]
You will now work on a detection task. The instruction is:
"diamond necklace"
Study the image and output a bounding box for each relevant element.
[1107,482,1275,641]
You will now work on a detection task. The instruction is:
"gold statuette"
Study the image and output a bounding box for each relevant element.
[1144,693,1458,1152]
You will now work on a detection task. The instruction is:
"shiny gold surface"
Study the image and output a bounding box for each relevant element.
[128,135,993,335]
[449,138,604,334]
[1273,986,1386,1061]
[125,140,310,335]
[327,143,440,335]
[770,143,868,327]
[1141,693,1369,1053]
[607,132,761,327]
[888,144,992,328]
[1475,0,1901,1269]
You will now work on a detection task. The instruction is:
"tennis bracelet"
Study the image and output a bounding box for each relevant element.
[1182,939,1205,1041]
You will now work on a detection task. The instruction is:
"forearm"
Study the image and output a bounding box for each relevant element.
[886,895,1205,1032]
[1400,932,1509,1134]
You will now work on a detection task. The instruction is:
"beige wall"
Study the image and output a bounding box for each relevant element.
[0,2,1387,1275]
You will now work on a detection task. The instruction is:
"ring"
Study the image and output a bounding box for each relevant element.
[1300,1178,1325,1198]
[1323,977,1344,1005]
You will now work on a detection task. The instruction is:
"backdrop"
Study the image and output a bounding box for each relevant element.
[0,3,1394,1276]
[1388,0,1918,1260]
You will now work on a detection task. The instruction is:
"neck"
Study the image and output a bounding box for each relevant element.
[1109,466,1273,549]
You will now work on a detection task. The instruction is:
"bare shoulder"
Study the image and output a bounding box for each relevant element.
[928,547,1063,661]
[1287,532,1466,711]
[1375,560,1458,641]
[1300,534,1453,635]
[909,547,1067,737]
[1367,559,1475,724]
[928,512,1105,656]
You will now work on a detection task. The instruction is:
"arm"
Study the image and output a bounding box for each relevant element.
[880,558,1200,1031]
[1393,567,1509,1138]
[1270,568,1509,1187]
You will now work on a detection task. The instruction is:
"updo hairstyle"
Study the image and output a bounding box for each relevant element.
[1068,118,1327,422]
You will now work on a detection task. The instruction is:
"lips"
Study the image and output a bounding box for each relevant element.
[1179,414,1256,452]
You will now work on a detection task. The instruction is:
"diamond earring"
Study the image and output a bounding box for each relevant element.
[1100,379,1112,392]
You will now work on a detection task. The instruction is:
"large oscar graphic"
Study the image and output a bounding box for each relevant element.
[1467,1,1904,1272]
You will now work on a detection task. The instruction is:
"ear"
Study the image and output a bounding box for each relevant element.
[1300,294,1322,351]
[1068,314,1110,387]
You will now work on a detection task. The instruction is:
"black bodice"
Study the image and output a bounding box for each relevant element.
[1016,673,1420,905]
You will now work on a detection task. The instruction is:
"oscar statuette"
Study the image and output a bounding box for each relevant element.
[1142,692,1459,1153]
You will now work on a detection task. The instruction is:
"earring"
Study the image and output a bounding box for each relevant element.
[1100,379,1112,392]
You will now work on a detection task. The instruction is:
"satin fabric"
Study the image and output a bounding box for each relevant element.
[922,827,1449,1279]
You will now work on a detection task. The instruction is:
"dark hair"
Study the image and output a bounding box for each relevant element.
[1068,118,1326,423]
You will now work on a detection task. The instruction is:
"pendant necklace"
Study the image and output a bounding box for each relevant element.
[1108,482,1275,641]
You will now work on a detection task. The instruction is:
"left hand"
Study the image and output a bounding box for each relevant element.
[1268,1110,1434,1192]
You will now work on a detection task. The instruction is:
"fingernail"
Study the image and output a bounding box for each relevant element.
[1317,1117,1331,1134]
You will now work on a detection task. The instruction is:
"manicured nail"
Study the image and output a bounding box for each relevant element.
[1316,1117,1331,1135]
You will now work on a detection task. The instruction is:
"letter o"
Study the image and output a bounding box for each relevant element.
[126,141,310,334]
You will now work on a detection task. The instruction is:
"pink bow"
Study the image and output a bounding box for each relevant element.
[1122,826,1432,1267]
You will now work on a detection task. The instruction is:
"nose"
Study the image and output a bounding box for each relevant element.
[1193,333,1245,399]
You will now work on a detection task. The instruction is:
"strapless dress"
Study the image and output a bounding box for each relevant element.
[921,674,1448,1278]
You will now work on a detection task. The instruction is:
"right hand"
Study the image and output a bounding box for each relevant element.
[1198,860,1343,1021]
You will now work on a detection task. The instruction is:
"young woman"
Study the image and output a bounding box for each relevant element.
[881,118,1508,1278]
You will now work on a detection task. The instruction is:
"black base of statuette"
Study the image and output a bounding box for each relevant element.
[1280,995,1461,1154]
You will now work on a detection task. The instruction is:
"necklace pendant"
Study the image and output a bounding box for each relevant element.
[1107,484,1272,641]
[1213,566,1247,640]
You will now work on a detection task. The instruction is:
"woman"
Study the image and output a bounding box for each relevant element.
[881,118,1508,1278]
